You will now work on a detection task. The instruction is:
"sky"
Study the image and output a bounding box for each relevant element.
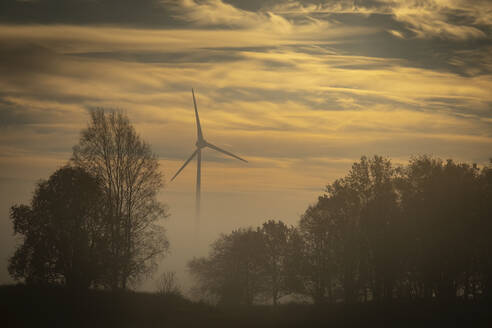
[0,0,491,292]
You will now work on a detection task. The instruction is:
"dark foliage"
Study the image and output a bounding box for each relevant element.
[188,222,299,306]
[8,166,107,289]
[188,227,266,306]
[294,155,492,303]
[6,153,492,326]
[9,109,169,291]
[190,155,492,305]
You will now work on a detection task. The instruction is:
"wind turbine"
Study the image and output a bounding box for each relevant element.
[170,89,248,219]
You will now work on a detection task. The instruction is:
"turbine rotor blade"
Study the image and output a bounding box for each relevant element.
[170,149,199,181]
[192,88,204,141]
[206,142,248,163]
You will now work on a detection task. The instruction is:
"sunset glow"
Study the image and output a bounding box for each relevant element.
[1,0,491,290]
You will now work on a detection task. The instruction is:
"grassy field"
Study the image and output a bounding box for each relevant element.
[1,284,491,327]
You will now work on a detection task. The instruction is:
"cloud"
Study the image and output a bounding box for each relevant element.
[165,0,357,37]
[268,0,491,40]
[0,6,491,195]
[1,23,490,136]
[387,0,487,40]
[387,29,405,39]
[447,46,492,76]
[0,0,181,27]
[166,0,270,28]
[0,24,368,56]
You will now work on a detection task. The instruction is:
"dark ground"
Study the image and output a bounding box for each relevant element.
[1,284,491,327]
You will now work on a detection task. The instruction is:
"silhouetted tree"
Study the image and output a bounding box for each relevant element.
[282,226,306,298]
[296,204,337,303]
[72,109,168,289]
[352,156,401,301]
[259,220,294,305]
[189,228,265,306]
[310,156,409,302]
[188,257,220,304]
[399,156,481,301]
[189,154,492,306]
[478,159,492,298]
[155,271,181,296]
[8,166,107,289]
[320,176,367,304]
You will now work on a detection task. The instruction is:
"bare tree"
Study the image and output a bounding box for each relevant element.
[72,109,169,289]
[155,271,181,296]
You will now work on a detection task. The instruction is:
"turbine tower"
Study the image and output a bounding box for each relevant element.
[170,89,248,220]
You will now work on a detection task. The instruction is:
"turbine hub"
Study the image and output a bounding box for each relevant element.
[196,139,206,149]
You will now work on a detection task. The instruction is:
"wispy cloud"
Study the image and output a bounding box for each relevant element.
[166,0,272,29]
[164,0,372,40]
[268,0,491,40]
[387,0,488,40]
[0,0,491,193]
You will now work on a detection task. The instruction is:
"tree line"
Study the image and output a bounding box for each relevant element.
[8,109,168,290]
[8,109,492,304]
[188,155,492,305]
